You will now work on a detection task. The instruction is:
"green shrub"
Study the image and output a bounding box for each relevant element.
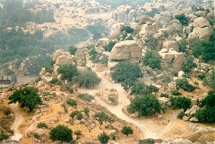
[98,132,110,144]
[171,89,181,96]
[74,130,82,136]
[78,93,94,102]
[177,111,185,119]
[139,139,155,144]
[61,84,74,93]
[176,78,196,92]
[142,50,161,69]
[70,110,83,120]
[121,126,133,136]
[57,64,78,81]
[182,56,197,73]
[196,106,215,123]
[160,93,169,98]
[66,98,77,107]
[175,13,189,25]
[170,97,191,110]
[178,39,187,52]
[50,78,61,85]
[68,45,77,55]
[144,35,158,50]
[103,41,116,52]
[0,133,9,142]
[37,122,48,129]
[3,108,11,116]
[121,26,134,33]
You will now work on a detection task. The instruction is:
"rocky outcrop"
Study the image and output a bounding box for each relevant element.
[187,17,213,42]
[109,23,125,39]
[162,40,179,51]
[53,49,75,66]
[95,38,110,54]
[154,11,172,28]
[109,40,143,62]
[75,48,87,66]
[164,19,183,36]
[113,5,132,22]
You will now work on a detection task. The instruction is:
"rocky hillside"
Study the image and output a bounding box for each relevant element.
[0,0,215,144]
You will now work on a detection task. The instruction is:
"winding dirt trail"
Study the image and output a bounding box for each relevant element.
[10,103,24,141]
[84,66,180,139]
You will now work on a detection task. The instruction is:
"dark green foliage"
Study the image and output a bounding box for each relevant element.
[49,125,72,143]
[4,68,15,76]
[94,112,114,127]
[192,40,215,62]
[175,13,189,26]
[196,106,215,123]
[111,61,143,83]
[128,94,161,117]
[0,133,9,142]
[170,97,191,110]
[130,82,148,95]
[182,56,197,73]
[66,98,77,107]
[177,39,187,52]
[74,130,82,136]
[204,69,215,90]
[139,139,155,144]
[121,126,133,136]
[195,91,215,123]
[201,91,215,108]
[83,107,90,116]
[70,110,83,120]
[61,84,74,93]
[74,69,101,88]
[171,90,181,96]
[176,78,196,92]
[57,64,78,81]
[142,50,161,69]
[50,78,61,85]
[177,111,185,119]
[78,93,94,102]
[103,41,116,52]
[37,123,48,129]
[121,26,134,33]
[144,35,158,50]
[68,45,78,55]
[98,132,110,144]
[8,86,41,112]
[160,93,169,98]
[3,108,11,116]
[147,85,159,93]
[89,47,98,60]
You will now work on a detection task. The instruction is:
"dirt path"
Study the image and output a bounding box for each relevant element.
[10,103,24,141]
[83,65,180,139]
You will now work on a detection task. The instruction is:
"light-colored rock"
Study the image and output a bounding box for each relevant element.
[113,5,132,22]
[190,117,199,122]
[158,97,170,105]
[75,49,87,66]
[154,11,172,28]
[109,23,125,39]
[163,40,179,51]
[178,71,185,78]
[162,138,199,144]
[193,17,210,28]
[185,105,200,116]
[109,40,143,62]
[55,55,74,66]
[182,116,190,121]
[108,129,117,135]
[49,117,59,123]
[95,38,110,54]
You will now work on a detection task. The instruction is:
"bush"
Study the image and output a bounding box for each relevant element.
[57,64,78,81]
[160,93,169,98]
[176,78,196,92]
[128,94,161,117]
[70,110,83,120]
[61,84,74,93]
[182,56,197,73]
[139,139,155,144]
[0,133,9,142]
[144,35,158,50]
[111,61,143,83]
[66,98,77,107]
[147,85,159,93]
[68,45,77,55]
[142,50,161,69]
[175,13,189,25]
[121,25,134,33]
[50,78,61,85]
[204,69,215,90]
[78,93,94,102]
[37,122,48,129]
[103,41,116,52]
[170,97,191,110]
[98,132,110,144]
[121,126,133,136]
[177,111,185,119]
[74,130,82,136]
[74,69,101,88]
[3,108,11,116]
[171,89,181,96]
[178,39,187,52]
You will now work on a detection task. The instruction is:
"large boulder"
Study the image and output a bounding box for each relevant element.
[162,40,179,51]
[109,40,143,62]
[109,23,125,39]
[154,11,172,28]
[53,49,75,66]
[113,5,132,22]
[75,49,87,66]
[187,17,213,42]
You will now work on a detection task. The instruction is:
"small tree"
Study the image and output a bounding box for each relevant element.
[121,126,133,136]
[170,97,191,111]
[57,64,78,81]
[128,94,160,117]
[68,45,77,55]
[204,69,215,90]
[176,78,196,92]
[74,69,101,88]
[98,132,110,144]
[8,86,41,112]
[175,13,189,26]
[144,35,158,50]
[49,125,72,143]
[103,41,116,52]
[142,50,161,69]
[94,112,113,128]
[182,56,197,73]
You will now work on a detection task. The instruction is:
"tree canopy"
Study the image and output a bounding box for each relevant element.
[49,125,73,143]
[111,61,143,83]
[98,132,110,144]
[127,94,161,117]
[142,50,161,69]
[121,126,133,136]
[175,13,189,26]
[8,86,41,112]
[182,56,197,73]
[170,97,191,111]
[57,64,78,81]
